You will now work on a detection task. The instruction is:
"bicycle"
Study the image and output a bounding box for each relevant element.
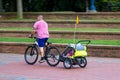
[24,37,60,66]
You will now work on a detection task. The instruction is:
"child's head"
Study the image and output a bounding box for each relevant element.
[76,43,84,50]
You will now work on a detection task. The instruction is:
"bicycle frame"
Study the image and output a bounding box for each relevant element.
[24,36,60,66]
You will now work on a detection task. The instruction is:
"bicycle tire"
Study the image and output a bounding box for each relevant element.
[24,45,39,65]
[46,46,60,66]
[77,57,87,68]
[63,58,72,69]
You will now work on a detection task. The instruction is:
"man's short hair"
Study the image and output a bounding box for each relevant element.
[38,15,43,19]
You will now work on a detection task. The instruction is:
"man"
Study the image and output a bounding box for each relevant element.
[29,15,49,63]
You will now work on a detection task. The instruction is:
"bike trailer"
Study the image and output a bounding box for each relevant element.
[71,43,87,58]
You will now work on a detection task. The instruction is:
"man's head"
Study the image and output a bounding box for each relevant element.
[37,15,43,21]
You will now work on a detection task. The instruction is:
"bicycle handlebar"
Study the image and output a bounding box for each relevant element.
[29,36,37,39]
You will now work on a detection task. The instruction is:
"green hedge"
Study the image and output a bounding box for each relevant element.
[2,0,120,12]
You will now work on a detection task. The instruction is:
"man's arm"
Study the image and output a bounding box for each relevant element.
[29,30,37,37]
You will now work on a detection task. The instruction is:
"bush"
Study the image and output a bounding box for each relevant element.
[1,0,120,12]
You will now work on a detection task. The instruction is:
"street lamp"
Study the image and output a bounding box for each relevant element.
[89,0,96,12]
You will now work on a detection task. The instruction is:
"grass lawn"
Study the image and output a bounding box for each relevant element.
[0,26,119,46]
[0,27,32,31]
[0,37,120,46]
[3,18,120,22]
[0,27,120,32]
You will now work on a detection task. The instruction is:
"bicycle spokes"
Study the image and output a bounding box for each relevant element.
[46,46,60,66]
[24,46,38,65]
[47,54,59,62]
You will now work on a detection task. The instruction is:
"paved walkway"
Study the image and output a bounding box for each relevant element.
[0,53,120,80]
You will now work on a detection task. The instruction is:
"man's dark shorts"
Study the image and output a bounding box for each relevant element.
[37,38,48,47]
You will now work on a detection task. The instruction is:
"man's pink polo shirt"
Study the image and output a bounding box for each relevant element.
[33,20,49,38]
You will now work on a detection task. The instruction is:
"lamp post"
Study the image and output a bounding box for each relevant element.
[89,0,96,12]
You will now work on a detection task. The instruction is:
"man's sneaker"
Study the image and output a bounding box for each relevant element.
[39,57,46,63]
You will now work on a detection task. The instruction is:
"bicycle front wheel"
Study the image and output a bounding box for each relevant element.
[24,46,39,65]
[46,46,60,66]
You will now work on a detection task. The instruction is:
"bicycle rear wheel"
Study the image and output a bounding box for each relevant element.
[46,46,60,66]
[24,46,38,65]
[77,57,87,68]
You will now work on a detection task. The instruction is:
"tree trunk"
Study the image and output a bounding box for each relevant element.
[0,0,2,12]
[17,0,23,19]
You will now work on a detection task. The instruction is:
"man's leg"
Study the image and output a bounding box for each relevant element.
[39,47,46,63]
[38,38,48,63]
[39,47,44,57]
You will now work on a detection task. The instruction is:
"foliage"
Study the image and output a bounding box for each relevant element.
[103,0,119,2]
[1,0,86,12]
[1,0,120,12]
[95,0,120,12]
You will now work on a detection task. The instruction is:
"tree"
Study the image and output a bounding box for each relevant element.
[17,0,23,19]
[101,0,120,11]
[1,0,119,12]
[0,0,2,12]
